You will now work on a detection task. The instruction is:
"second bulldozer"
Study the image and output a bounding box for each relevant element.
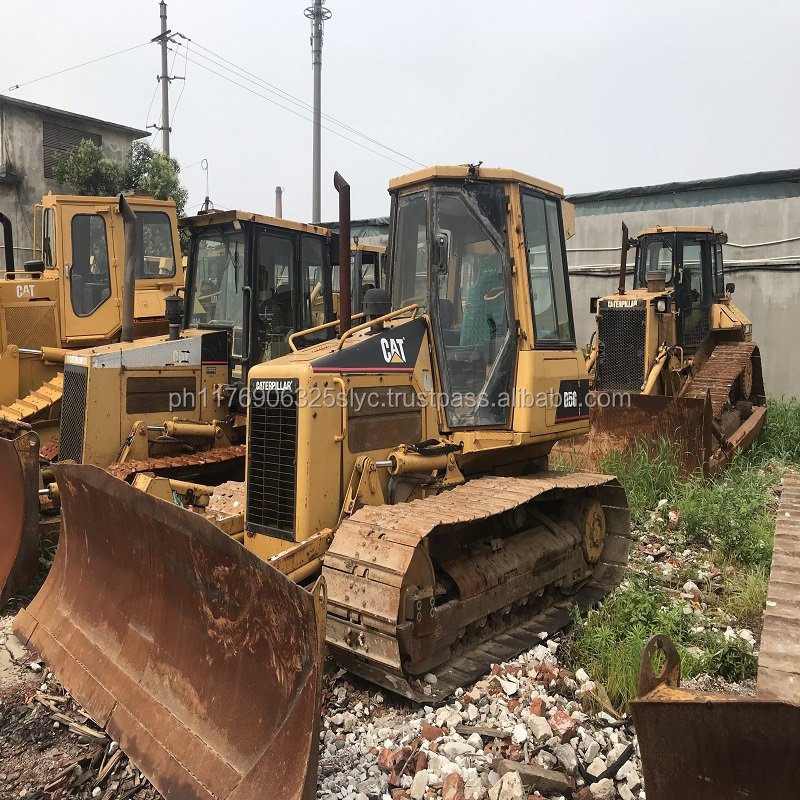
[561,225,766,474]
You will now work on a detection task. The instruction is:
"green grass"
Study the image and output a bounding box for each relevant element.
[563,398,799,707]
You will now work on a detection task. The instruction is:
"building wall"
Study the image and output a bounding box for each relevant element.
[567,184,800,400]
[0,101,143,267]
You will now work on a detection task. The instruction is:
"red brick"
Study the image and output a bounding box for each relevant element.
[549,708,577,742]
[508,699,520,713]
[414,750,427,774]
[529,697,545,716]
[442,773,465,800]
[378,746,395,771]
[421,723,443,741]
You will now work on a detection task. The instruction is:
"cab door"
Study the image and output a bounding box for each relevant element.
[60,203,122,342]
[676,235,711,352]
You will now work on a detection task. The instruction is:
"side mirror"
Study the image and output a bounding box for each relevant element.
[726,282,735,295]
[589,297,599,314]
[433,230,450,273]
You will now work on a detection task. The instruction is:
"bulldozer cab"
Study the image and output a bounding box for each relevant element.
[634,227,727,353]
[391,168,577,428]
[182,210,335,384]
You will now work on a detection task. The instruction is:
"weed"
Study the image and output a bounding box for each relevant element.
[724,566,769,624]
[750,397,800,465]
[701,633,757,683]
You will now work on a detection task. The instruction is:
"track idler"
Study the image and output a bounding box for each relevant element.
[14,464,326,800]
[0,426,42,603]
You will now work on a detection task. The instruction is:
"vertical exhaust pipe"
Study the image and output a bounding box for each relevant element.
[333,171,351,335]
[118,195,141,343]
[618,221,629,296]
[0,212,14,273]
[275,186,283,219]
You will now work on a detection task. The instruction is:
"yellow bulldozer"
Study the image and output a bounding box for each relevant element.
[556,224,766,474]
[0,192,184,432]
[14,166,630,800]
[0,206,340,602]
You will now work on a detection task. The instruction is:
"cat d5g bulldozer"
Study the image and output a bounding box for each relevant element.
[14,166,630,800]
[555,224,766,474]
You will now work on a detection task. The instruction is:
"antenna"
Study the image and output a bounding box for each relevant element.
[304,0,331,224]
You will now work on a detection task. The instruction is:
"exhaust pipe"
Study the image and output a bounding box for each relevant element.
[118,195,142,343]
[333,171,351,335]
[618,221,629,296]
[0,212,15,273]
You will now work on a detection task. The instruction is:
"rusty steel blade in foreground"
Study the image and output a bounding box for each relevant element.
[631,634,800,799]
[14,464,325,800]
[0,428,41,603]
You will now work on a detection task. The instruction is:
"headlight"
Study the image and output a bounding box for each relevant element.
[656,299,667,312]
[743,323,752,335]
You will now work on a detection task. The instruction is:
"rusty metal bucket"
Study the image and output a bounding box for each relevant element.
[14,464,326,800]
[0,426,41,603]
[552,393,712,475]
[630,634,800,799]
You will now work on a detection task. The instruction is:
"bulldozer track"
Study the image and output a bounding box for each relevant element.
[206,480,247,519]
[105,445,246,483]
[324,472,630,701]
[758,473,800,702]
[0,372,63,424]
[684,342,763,417]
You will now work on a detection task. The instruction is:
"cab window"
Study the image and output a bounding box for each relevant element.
[300,235,329,343]
[70,214,111,317]
[521,192,574,345]
[138,211,176,278]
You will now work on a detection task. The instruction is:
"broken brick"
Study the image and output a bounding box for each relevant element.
[548,709,577,743]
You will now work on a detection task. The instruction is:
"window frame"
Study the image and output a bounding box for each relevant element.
[136,210,177,279]
[69,213,112,318]
[520,188,577,349]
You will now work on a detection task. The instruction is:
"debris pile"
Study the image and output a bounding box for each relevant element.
[318,635,645,800]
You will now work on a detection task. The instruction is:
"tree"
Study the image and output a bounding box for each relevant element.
[54,139,188,218]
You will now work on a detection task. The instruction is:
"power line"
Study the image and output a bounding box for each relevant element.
[172,49,421,171]
[8,42,150,91]
[186,39,426,169]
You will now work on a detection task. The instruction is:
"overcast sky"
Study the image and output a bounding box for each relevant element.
[3,1,798,222]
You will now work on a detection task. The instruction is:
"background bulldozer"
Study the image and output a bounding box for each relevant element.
[556,224,766,474]
[0,206,339,602]
[15,166,631,799]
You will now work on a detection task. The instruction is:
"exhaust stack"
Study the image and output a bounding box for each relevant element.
[334,171,351,335]
[618,221,629,296]
[118,195,142,343]
[0,212,14,272]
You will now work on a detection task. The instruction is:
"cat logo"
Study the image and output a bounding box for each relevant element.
[381,337,406,364]
[16,284,35,299]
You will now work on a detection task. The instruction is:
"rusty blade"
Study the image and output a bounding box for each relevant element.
[13,464,325,800]
[630,685,800,799]
[552,393,710,475]
[0,427,41,603]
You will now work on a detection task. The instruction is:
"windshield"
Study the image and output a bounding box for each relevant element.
[137,211,177,278]
[189,229,245,327]
[637,236,675,286]
[391,192,429,311]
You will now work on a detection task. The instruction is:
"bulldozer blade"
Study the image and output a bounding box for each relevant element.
[552,393,711,475]
[630,634,800,799]
[13,464,326,800]
[0,427,41,603]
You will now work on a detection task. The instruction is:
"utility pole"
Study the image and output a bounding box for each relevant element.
[275,186,283,219]
[305,0,331,223]
[159,0,171,156]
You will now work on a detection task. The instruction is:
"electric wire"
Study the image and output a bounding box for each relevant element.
[171,40,189,122]
[186,39,426,169]
[9,41,150,91]
[172,49,420,171]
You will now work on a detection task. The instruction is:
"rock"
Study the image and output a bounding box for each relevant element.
[443,773,466,800]
[410,769,429,800]
[607,742,628,763]
[467,733,484,750]
[587,757,607,777]
[683,580,700,594]
[467,704,480,722]
[499,677,519,696]
[464,775,485,800]
[424,673,438,685]
[441,741,475,759]
[511,724,527,744]
[488,770,524,800]
[589,778,615,800]
[532,644,550,662]
[552,743,578,775]
[583,740,600,762]
[618,784,636,800]
[526,714,552,741]
[548,709,577,742]
[547,639,559,654]
[421,723,443,741]
[494,760,573,793]
[574,668,590,684]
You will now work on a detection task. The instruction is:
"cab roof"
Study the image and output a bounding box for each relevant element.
[388,165,564,198]
[637,226,726,237]
[180,208,331,237]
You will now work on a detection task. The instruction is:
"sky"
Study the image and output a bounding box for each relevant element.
[2,1,799,222]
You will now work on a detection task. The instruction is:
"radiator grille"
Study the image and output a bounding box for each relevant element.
[59,365,88,463]
[3,303,59,350]
[681,309,710,351]
[246,380,298,540]
[595,307,646,392]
